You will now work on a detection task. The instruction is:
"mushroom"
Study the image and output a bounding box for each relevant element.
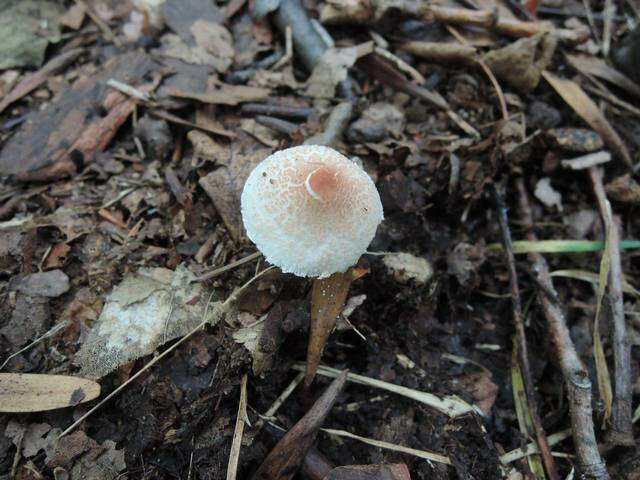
[241,145,383,383]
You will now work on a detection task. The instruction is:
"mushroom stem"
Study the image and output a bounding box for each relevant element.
[305,270,354,386]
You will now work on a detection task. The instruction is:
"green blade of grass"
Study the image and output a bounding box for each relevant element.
[487,240,640,254]
[511,348,547,480]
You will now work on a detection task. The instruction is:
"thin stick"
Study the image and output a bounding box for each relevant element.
[500,429,572,464]
[292,363,476,417]
[492,184,559,480]
[106,79,150,102]
[373,46,425,84]
[321,428,452,465]
[195,251,262,282]
[476,60,509,121]
[253,372,305,434]
[589,168,634,446]
[75,0,121,47]
[59,267,274,438]
[226,374,248,480]
[516,178,610,480]
[0,322,69,371]
[602,0,615,57]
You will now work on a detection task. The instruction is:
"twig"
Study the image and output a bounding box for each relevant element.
[255,115,299,135]
[400,41,477,66]
[477,60,509,121]
[253,372,305,435]
[500,429,572,464]
[321,428,452,465]
[561,151,611,170]
[588,168,634,446]
[357,54,479,138]
[492,184,559,480]
[241,103,314,120]
[419,4,588,43]
[516,178,610,480]
[582,0,601,48]
[75,0,121,47]
[106,79,150,102]
[226,374,248,480]
[272,0,354,100]
[0,322,69,371]
[304,102,353,147]
[602,0,615,57]
[195,251,262,282]
[271,25,293,70]
[373,46,425,84]
[292,363,477,417]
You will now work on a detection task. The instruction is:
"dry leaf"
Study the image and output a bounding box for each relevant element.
[75,265,224,379]
[483,32,556,93]
[306,271,354,385]
[542,71,632,168]
[59,3,86,30]
[0,373,100,413]
[44,243,71,269]
[565,53,640,99]
[306,42,374,98]
[190,20,234,73]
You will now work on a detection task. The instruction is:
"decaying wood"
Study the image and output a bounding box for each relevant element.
[0,52,157,178]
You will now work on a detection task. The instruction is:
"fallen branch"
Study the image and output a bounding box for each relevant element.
[304,102,353,147]
[516,178,609,480]
[421,5,588,43]
[492,184,559,480]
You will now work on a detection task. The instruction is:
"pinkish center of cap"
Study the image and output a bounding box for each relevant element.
[305,166,338,201]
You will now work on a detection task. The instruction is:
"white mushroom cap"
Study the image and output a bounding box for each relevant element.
[241,145,384,278]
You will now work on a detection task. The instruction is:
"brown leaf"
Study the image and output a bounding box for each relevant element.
[44,243,71,270]
[542,71,632,168]
[0,373,100,413]
[306,271,354,386]
[251,371,348,480]
[565,53,640,99]
[483,32,556,93]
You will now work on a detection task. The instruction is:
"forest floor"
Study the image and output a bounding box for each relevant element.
[0,1,639,479]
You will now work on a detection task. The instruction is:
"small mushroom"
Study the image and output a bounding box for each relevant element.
[241,145,383,383]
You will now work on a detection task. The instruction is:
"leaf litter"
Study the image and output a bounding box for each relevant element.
[1,1,640,479]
